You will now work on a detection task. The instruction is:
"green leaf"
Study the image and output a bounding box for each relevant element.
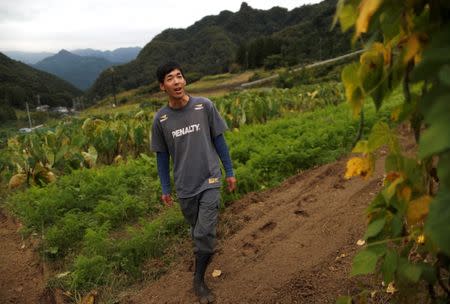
[368,122,399,153]
[381,249,398,283]
[418,262,437,285]
[367,192,387,213]
[437,153,450,189]
[379,3,402,42]
[336,1,358,32]
[438,65,450,86]
[398,258,422,283]
[385,153,402,172]
[419,123,450,158]
[425,189,450,255]
[352,140,369,153]
[390,214,403,237]
[419,94,450,158]
[367,243,387,256]
[336,296,352,304]
[364,217,386,240]
[342,62,363,116]
[351,248,379,276]
[382,176,404,203]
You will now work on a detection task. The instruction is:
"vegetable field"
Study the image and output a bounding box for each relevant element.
[0,81,401,301]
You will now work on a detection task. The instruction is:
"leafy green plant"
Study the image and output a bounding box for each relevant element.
[335,0,450,302]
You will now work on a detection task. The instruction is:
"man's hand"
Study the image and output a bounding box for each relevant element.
[161,194,174,207]
[226,176,237,192]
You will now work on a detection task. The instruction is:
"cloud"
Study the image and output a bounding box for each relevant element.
[0,0,322,52]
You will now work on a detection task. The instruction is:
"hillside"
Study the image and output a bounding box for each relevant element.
[88,0,351,100]
[34,50,115,91]
[0,52,82,109]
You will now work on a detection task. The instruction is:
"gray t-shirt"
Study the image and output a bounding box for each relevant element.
[151,96,228,198]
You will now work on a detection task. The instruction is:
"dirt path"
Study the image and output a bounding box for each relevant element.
[0,209,47,303]
[120,150,390,304]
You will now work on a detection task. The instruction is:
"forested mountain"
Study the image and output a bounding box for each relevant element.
[0,52,82,110]
[71,47,142,63]
[88,0,351,100]
[34,50,115,90]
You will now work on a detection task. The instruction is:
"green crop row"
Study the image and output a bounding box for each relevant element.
[215,82,344,128]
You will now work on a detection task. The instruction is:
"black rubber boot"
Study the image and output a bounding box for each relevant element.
[193,252,215,303]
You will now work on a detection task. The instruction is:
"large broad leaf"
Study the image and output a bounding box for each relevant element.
[381,249,398,283]
[336,296,352,304]
[342,62,363,116]
[379,3,402,42]
[382,175,404,203]
[419,94,450,158]
[412,24,450,82]
[419,121,450,159]
[406,195,431,225]
[334,0,358,32]
[351,249,378,276]
[398,257,422,283]
[425,189,450,255]
[363,217,386,240]
[438,64,450,87]
[355,0,383,37]
[368,122,399,152]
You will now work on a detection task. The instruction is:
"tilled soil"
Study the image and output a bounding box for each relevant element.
[120,153,388,304]
[0,209,46,303]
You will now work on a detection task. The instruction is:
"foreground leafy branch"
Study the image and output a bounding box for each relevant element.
[335,0,450,303]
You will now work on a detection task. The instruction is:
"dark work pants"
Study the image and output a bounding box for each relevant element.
[178,188,220,254]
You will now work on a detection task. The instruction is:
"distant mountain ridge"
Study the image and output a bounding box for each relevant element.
[1,51,55,65]
[88,0,350,100]
[71,47,142,63]
[0,52,82,109]
[3,47,141,66]
[34,50,116,91]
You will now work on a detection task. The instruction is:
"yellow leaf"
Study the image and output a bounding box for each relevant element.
[397,185,412,202]
[416,234,425,244]
[8,173,27,189]
[391,106,401,121]
[384,171,401,184]
[345,156,372,179]
[356,239,366,246]
[44,171,57,183]
[356,0,383,37]
[403,34,421,64]
[212,269,222,278]
[80,290,97,304]
[114,155,123,164]
[386,281,397,294]
[407,195,432,225]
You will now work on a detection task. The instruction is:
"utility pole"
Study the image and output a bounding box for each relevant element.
[111,67,117,107]
[319,37,322,61]
[26,102,32,128]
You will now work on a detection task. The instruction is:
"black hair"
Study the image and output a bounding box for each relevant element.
[156,61,185,83]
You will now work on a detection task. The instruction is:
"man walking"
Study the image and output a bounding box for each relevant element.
[151,61,237,303]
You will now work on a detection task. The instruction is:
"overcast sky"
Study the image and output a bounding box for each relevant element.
[0,0,322,52]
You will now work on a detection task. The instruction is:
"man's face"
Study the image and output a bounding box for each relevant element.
[160,68,186,99]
